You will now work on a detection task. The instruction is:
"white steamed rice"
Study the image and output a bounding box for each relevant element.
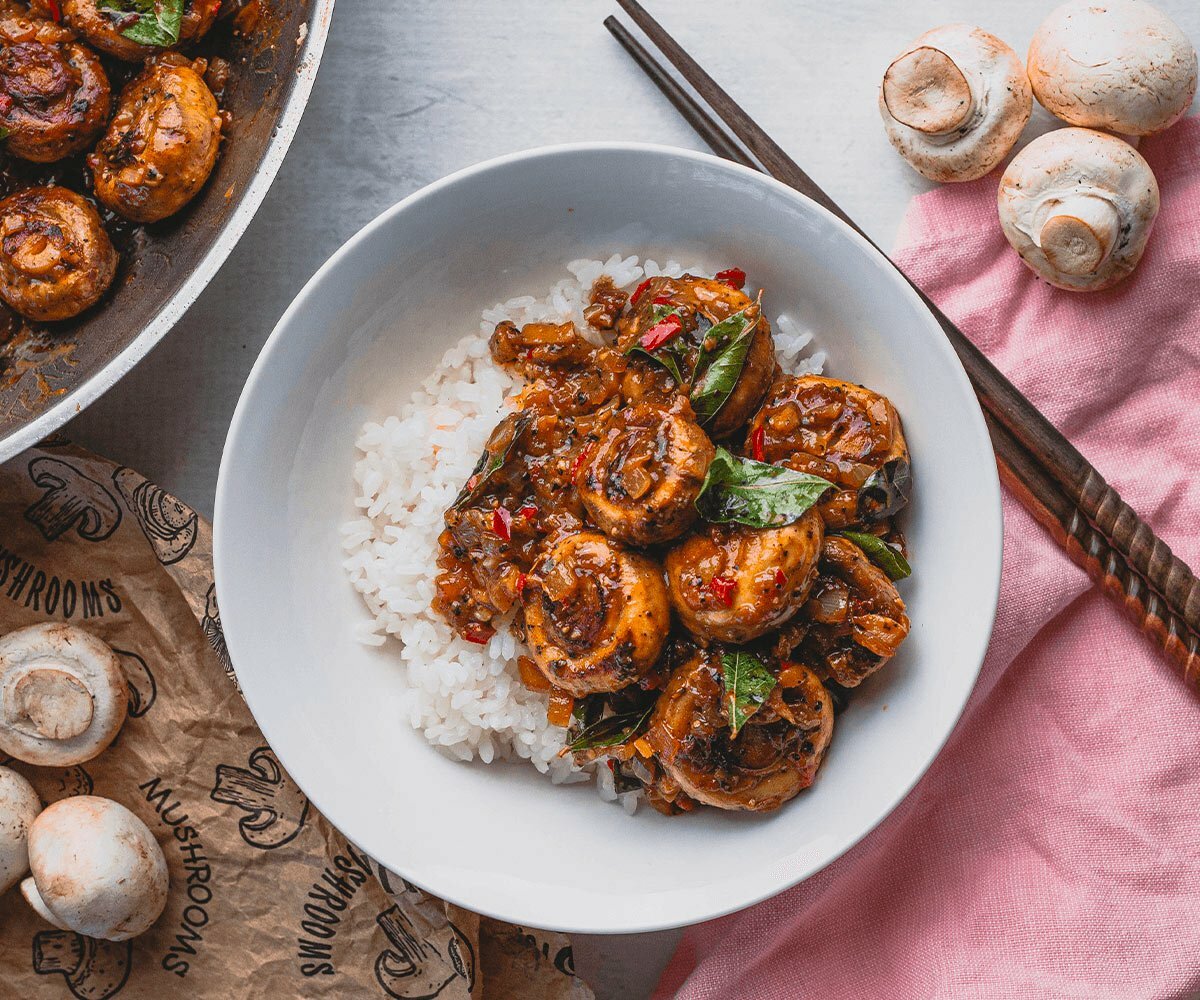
[340,254,825,805]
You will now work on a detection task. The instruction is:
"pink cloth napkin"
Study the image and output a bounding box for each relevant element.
[655,117,1200,999]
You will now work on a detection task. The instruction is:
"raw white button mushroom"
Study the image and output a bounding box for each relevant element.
[1028,0,1198,137]
[0,766,41,895]
[998,127,1160,291]
[20,796,168,941]
[0,623,129,767]
[880,24,1033,182]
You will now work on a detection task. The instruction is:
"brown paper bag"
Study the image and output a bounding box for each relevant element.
[0,440,593,1000]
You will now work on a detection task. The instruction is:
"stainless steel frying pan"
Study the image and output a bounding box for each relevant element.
[0,0,336,463]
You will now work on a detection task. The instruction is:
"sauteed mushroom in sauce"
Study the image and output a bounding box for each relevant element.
[433,268,914,815]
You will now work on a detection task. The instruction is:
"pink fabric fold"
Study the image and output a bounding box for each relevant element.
[655,118,1200,1000]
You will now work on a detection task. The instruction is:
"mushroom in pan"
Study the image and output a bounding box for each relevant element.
[0,185,118,322]
[879,24,1032,183]
[1028,0,1197,137]
[89,55,223,224]
[522,530,671,697]
[997,127,1160,291]
[0,623,129,767]
[0,765,41,895]
[56,0,220,62]
[0,7,112,163]
[21,796,168,941]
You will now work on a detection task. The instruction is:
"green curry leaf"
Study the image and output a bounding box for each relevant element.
[566,704,654,753]
[97,0,184,47]
[838,530,912,581]
[451,412,531,511]
[695,447,834,528]
[689,306,760,425]
[720,650,776,738]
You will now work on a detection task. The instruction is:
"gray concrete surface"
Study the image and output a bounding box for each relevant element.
[62,2,1200,996]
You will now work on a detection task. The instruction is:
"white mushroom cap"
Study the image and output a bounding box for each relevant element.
[0,623,128,767]
[998,127,1160,291]
[0,766,41,895]
[880,24,1033,182]
[1028,0,1197,137]
[20,796,168,941]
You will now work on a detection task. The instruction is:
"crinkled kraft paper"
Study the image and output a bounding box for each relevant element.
[0,441,592,1000]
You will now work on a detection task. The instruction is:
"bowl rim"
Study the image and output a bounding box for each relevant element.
[215,140,1004,933]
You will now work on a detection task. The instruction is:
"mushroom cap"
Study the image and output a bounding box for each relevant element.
[880,23,1033,182]
[0,766,41,895]
[1028,0,1198,136]
[21,795,168,941]
[0,623,129,766]
[997,127,1160,291]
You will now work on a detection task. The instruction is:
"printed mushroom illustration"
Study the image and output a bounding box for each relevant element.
[375,905,476,1000]
[24,458,123,543]
[1028,0,1198,136]
[998,128,1160,291]
[32,931,132,1000]
[112,468,198,565]
[211,746,309,848]
[880,23,1032,182]
[113,649,156,718]
[0,623,129,766]
[0,764,41,895]
[21,796,169,941]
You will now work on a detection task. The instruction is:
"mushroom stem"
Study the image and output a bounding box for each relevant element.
[882,46,974,134]
[9,669,95,741]
[1038,194,1121,276]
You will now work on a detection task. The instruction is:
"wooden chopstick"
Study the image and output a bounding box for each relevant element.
[606,4,1200,687]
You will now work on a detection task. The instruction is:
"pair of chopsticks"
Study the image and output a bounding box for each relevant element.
[606,0,1200,689]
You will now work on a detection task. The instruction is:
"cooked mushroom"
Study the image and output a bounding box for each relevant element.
[60,0,220,62]
[664,511,825,645]
[522,530,671,696]
[89,55,223,224]
[0,185,118,322]
[577,400,715,547]
[0,8,112,163]
[0,765,41,895]
[880,24,1032,182]
[0,623,129,767]
[998,128,1160,291]
[1028,0,1197,137]
[21,796,168,941]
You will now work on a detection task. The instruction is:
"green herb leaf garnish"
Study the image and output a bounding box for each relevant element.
[695,447,834,528]
[451,412,531,510]
[838,530,912,581]
[566,704,654,753]
[689,306,760,425]
[721,650,776,738]
[625,343,686,385]
[97,0,184,47]
[0,127,9,142]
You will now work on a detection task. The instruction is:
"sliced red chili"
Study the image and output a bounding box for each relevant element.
[639,314,683,351]
[491,506,512,541]
[463,622,495,645]
[751,425,765,462]
[465,474,479,491]
[715,267,746,289]
[45,0,62,21]
[708,575,736,608]
[570,444,593,478]
[630,278,652,306]
[518,503,538,522]
[516,572,528,596]
[774,568,787,588]
[652,294,673,306]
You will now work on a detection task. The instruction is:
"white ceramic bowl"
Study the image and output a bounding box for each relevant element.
[215,143,1002,934]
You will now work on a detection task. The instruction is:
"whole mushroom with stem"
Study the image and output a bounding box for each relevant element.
[0,623,129,767]
[1028,0,1198,137]
[998,127,1160,291]
[880,23,1032,182]
[0,765,41,895]
[21,796,168,941]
